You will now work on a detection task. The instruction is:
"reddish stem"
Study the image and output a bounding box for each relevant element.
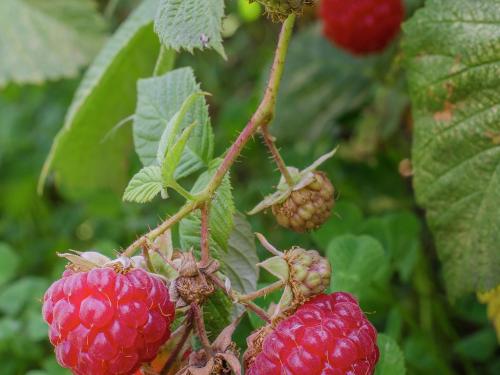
[200,203,210,266]
[206,273,271,324]
[121,15,296,258]
[191,303,214,357]
[260,125,294,187]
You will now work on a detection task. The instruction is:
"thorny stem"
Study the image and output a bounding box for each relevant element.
[238,280,286,303]
[160,316,193,375]
[122,14,296,258]
[260,125,295,187]
[255,232,284,256]
[204,14,296,198]
[191,303,214,357]
[123,200,200,256]
[206,273,271,323]
[200,203,210,266]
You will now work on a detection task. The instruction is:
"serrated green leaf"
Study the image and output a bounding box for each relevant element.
[154,0,226,58]
[273,24,376,141]
[123,165,162,203]
[40,0,170,198]
[133,68,213,180]
[0,243,19,287]
[375,334,406,375]
[0,0,106,87]
[327,235,389,300]
[156,92,205,164]
[162,122,197,186]
[403,0,500,297]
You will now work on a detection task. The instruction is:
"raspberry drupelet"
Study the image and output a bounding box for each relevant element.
[42,266,175,375]
[319,0,404,55]
[245,292,379,375]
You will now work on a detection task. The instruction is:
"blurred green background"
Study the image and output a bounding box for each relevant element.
[0,0,498,374]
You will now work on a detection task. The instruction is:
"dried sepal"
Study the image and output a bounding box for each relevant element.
[178,317,242,375]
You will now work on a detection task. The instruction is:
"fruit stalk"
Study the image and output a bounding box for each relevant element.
[260,125,294,187]
[206,273,271,323]
[191,303,214,357]
[200,202,210,265]
[122,14,296,257]
[238,280,286,303]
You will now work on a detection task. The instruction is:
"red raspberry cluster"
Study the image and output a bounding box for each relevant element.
[319,0,404,55]
[246,292,379,375]
[42,267,175,375]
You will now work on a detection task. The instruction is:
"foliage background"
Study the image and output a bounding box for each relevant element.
[0,0,498,374]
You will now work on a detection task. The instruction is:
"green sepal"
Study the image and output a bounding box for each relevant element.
[258,256,289,282]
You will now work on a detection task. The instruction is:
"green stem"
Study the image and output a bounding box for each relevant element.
[238,280,285,303]
[121,14,296,257]
[206,273,271,323]
[203,14,296,199]
[169,180,195,201]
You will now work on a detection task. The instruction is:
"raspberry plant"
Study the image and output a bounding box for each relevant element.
[0,0,497,374]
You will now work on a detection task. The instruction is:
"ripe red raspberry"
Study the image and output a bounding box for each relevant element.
[42,267,175,374]
[319,0,404,55]
[245,292,379,374]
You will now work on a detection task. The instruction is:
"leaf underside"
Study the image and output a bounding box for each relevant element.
[403,0,500,297]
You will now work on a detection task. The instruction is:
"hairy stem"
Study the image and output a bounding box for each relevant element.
[200,203,211,265]
[207,273,271,323]
[123,200,200,256]
[121,14,296,257]
[260,125,294,187]
[238,280,285,303]
[204,14,296,198]
[191,303,214,357]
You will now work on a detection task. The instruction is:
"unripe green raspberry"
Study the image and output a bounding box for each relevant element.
[272,171,334,232]
[253,0,313,21]
[285,247,331,302]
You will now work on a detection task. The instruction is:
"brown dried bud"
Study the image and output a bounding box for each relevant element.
[272,171,334,232]
[175,275,216,306]
[173,252,216,306]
